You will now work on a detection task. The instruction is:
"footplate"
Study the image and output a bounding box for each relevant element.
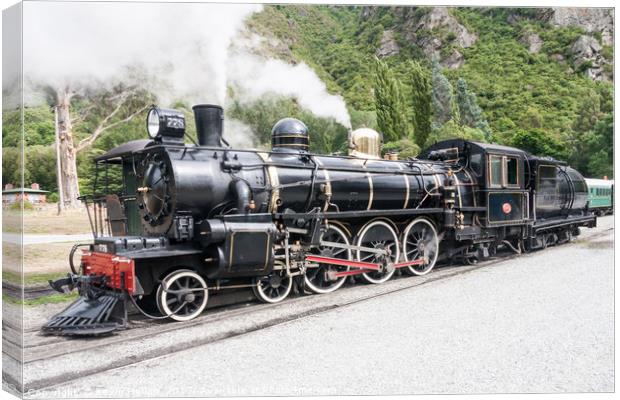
[41,293,127,336]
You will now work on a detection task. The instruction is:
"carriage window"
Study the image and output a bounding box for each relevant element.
[506,157,518,186]
[489,156,503,186]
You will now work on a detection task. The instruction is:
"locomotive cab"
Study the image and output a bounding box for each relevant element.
[482,145,529,226]
[86,139,152,238]
[420,139,530,228]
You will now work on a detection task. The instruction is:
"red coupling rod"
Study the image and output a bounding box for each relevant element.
[307,255,426,279]
[332,269,374,277]
[305,255,382,271]
[393,259,426,269]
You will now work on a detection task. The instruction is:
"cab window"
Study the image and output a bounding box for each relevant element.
[489,156,503,187]
[506,157,519,186]
[488,155,520,188]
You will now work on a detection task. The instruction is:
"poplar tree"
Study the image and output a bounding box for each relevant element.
[456,78,491,138]
[455,77,491,139]
[373,57,410,142]
[409,61,432,148]
[431,63,455,127]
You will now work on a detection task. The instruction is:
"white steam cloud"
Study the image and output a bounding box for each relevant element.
[23,2,260,106]
[21,1,352,145]
[228,54,352,129]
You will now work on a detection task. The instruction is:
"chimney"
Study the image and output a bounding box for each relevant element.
[193,104,223,147]
[31,183,40,190]
[4,183,13,190]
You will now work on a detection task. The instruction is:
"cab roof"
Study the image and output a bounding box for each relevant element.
[419,139,527,158]
[95,139,152,163]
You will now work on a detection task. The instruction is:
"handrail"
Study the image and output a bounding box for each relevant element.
[80,194,135,238]
[132,143,449,167]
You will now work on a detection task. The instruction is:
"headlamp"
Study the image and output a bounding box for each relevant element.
[146,107,185,141]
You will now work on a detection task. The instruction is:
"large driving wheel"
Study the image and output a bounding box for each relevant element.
[357,220,400,284]
[156,269,208,322]
[305,225,352,294]
[402,218,439,276]
[253,270,293,303]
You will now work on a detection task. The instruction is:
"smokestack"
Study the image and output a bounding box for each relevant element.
[193,104,223,147]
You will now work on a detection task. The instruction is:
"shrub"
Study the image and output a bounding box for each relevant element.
[9,200,34,211]
[47,192,60,203]
[383,138,420,159]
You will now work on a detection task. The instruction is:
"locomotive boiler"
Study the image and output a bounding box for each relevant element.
[44,104,596,336]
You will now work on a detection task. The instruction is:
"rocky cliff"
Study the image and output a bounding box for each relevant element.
[371,7,478,69]
[541,7,613,45]
[367,6,614,81]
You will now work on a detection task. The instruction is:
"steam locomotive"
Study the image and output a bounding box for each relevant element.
[44,104,596,335]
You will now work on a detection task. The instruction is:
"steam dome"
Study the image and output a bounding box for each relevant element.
[271,118,309,152]
[349,128,382,159]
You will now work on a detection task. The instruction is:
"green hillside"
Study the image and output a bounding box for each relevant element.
[248,5,613,177]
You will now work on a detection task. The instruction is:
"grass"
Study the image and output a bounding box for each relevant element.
[3,269,79,307]
[2,270,67,286]
[2,292,78,306]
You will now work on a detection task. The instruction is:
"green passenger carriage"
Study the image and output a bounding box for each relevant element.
[585,178,614,215]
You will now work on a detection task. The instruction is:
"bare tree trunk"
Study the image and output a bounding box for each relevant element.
[56,88,81,209]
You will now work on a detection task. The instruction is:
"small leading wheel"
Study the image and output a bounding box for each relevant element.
[156,269,208,322]
[305,225,352,294]
[402,218,439,276]
[253,269,293,303]
[357,220,400,284]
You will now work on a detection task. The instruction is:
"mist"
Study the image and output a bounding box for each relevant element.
[22,1,352,143]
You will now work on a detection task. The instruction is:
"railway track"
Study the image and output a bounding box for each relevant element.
[5,225,613,394]
[2,282,56,300]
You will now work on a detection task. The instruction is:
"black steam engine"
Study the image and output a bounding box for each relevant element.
[44,104,596,335]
